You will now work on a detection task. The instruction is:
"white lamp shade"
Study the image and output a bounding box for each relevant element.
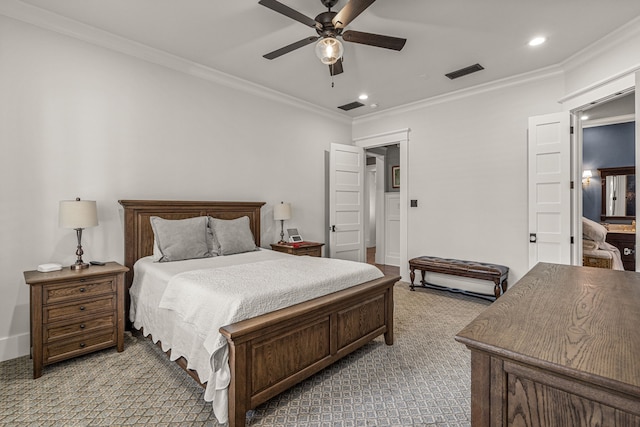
[59,199,98,228]
[273,203,291,221]
[582,170,593,179]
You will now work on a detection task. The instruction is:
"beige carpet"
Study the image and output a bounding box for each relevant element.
[0,283,489,427]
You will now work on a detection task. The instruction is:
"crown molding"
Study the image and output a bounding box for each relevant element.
[353,65,563,125]
[561,15,640,73]
[0,0,351,125]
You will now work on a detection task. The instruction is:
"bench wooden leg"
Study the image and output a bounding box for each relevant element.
[501,279,508,294]
[493,279,501,299]
[410,267,416,290]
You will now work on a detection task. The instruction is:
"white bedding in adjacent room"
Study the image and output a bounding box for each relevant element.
[129,249,383,424]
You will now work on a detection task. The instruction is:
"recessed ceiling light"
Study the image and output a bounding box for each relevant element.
[358,94,369,100]
[581,115,589,120]
[529,36,546,47]
[370,103,378,108]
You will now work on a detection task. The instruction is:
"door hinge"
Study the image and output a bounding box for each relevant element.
[571,236,574,244]
[570,181,574,189]
[570,126,574,135]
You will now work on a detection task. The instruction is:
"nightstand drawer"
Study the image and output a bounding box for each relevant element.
[44,278,115,304]
[44,331,116,363]
[295,247,321,257]
[45,314,116,343]
[44,295,116,323]
[270,242,324,257]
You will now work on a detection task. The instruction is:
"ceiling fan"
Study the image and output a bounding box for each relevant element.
[259,0,407,76]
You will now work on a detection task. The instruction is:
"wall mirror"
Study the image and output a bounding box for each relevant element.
[599,166,636,220]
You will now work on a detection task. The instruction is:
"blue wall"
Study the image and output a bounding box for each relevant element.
[582,122,635,222]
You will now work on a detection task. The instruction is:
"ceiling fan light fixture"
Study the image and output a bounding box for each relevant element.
[315,37,344,65]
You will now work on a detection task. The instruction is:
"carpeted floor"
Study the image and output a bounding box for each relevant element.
[0,283,489,427]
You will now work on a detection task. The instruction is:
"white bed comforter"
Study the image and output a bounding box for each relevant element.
[129,249,383,424]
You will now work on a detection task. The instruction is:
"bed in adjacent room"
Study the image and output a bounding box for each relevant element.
[118,200,399,427]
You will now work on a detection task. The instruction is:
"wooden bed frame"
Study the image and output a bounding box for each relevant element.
[118,200,399,427]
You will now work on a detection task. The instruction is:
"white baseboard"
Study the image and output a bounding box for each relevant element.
[0,332,30,362]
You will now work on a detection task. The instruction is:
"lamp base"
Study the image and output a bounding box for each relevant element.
[70,262,90,270]
[277,240,287,244]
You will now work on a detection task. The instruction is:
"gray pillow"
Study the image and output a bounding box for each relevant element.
[209,216,257,255]
[150,216,210,262]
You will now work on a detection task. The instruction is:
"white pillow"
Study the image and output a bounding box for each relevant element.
[582,217,607,243]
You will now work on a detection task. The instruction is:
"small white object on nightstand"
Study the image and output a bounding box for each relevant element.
[37,263,62,272]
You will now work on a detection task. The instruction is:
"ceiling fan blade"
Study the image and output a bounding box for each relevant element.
[332,0,376,30]
[329,58,344,76]
[263,36,319,60]
[258,0,319,28]
[342,30,406,51]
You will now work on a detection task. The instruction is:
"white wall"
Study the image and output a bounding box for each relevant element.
[353,74,565,290]
[0,15,351,361]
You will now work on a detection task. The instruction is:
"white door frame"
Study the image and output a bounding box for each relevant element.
[364,163,377,249]
[354,128,410,281]
[363,153,386,265]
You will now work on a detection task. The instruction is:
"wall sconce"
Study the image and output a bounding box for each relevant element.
[582,170,593,185]
[59,197,98,269]
[273,201,291,244]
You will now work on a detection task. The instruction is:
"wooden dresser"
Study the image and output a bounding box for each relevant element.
[24,262,128,378]
[456,263,640,426]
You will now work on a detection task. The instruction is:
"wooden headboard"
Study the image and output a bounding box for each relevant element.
[118,200,265,290]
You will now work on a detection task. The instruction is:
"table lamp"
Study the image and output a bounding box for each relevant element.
[273,202,291,244]
[59,197,98,270]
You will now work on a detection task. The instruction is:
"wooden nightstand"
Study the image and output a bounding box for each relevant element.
[23,262,129,379]
[270,242,324,257]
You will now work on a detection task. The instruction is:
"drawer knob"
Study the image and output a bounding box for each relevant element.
[79,324,85,329]
[79,306,85,311]
[79,343,86,348]
[79,287,86,293]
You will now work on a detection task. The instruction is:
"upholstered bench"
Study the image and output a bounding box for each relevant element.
[409,256,509,300]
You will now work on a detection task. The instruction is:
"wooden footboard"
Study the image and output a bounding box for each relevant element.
[221,275,398,427]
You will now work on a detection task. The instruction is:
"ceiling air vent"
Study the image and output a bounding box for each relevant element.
[445,63,484,80]
[338,101,365,111]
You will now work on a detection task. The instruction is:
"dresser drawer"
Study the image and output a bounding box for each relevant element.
[44,330,116,364]
[44,277,115,305]
[44,295,115,323]
[45,314,116,343]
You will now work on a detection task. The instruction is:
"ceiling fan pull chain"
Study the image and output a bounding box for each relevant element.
[331,63,334,87]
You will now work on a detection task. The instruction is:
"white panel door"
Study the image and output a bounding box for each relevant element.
[329,143,365,262]
[528,112,571,269]
[384,193,400,266]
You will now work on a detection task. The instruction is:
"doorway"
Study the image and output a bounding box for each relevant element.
[578,91,636,271]
[364,146,400,276]
[354,128,409,281]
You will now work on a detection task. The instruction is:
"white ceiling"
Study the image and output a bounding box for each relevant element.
[15,0,640,117]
